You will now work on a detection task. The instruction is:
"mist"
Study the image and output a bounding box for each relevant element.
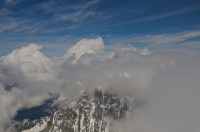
[0,37,200,131]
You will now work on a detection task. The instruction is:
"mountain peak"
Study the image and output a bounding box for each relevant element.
[7,90,135,132]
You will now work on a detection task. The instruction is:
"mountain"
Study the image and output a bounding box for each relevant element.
[7,89,136,132]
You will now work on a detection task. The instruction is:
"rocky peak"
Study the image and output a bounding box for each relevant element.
[7,90,135,132]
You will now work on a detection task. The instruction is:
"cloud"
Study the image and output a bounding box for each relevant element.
[5,0,25,5]
[0,37,200,131]
[0,44,54,82]
[64,37,104,63]
[5,0,13,4]
[99,4,200,29]
[0,22,18,33]
[0,83,51,131]
[37,0,100,22]
[132,30,200,45]
[103,30,200,50]
[55,10,97,22]
[111,50,200,132]
[0,44,58,130]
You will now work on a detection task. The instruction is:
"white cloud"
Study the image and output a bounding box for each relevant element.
[55,10,97,22]
[133,30,200,45]
[0,37,200,132]
[104,30,200,50]
[5,0,13,4]
[37,0,100,23]
[64,37,104,63]
[101,4,200,29]
[0,22,18,33]
[0,44,55,82]
[0,83,51,131]
[5,0,24,5]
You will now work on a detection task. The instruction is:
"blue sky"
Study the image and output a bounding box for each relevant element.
[0,0,200,56]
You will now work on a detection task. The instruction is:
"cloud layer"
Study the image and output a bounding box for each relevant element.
[0,37,200,131]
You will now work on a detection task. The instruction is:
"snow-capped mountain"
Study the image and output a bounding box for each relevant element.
[7,89,136,132]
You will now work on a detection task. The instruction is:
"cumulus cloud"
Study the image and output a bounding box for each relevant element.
[0,44,57,130]
[64,37,104,63]
[0,37,200,131]
[0,44,55,82]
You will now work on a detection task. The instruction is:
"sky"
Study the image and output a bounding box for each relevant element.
[1,0,200,132]
[0,0,200,57]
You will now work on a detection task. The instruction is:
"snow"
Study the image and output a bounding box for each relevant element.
[22,120,47,132]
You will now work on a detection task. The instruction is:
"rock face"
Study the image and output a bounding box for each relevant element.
[8,89,135,132]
